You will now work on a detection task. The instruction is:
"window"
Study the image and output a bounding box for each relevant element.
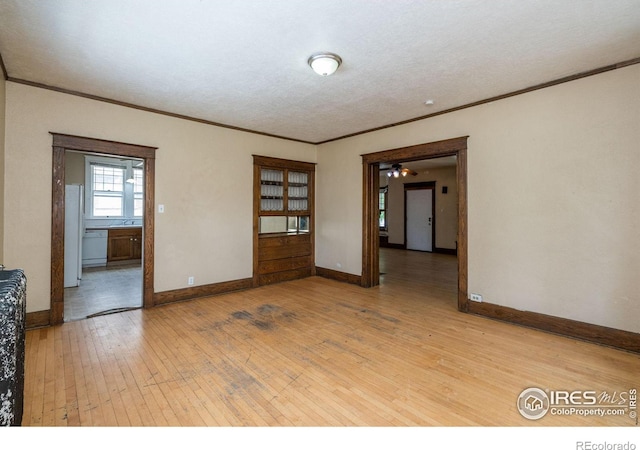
[379,186,388,230]
[85,156,143,219]
[92,164,124,217]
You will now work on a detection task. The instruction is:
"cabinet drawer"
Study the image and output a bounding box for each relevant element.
[258,255,312,274]
[108,227,142,237]
[259,233,311,247]
[258,243,311,261]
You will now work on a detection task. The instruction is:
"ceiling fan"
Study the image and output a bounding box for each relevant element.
[385,163,417,178]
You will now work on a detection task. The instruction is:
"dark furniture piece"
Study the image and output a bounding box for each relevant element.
[0,268,27,426]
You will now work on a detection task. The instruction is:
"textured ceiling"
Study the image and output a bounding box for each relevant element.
[0,0,639,144]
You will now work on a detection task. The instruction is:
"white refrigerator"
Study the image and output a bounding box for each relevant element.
[64,184,84,288]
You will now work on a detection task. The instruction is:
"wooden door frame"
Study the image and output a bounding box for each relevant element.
[404,181,436,251]
[50,133,157,325]
[361,136,469,312]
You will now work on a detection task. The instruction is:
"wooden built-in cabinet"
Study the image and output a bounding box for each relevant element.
[253,155,315,286]
[107,227,142,263]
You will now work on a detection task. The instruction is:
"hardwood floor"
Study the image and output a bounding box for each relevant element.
[23,249,639,427]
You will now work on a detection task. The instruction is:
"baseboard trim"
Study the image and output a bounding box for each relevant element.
[27,278,255,327]
[381,243,406,250]
[32,276,638,354]
[468,301,640,354]
[26,310,51,329]
[153,277,253,306]
[315,266,363,286]
[381,245,457,254]
[434,247,457,256]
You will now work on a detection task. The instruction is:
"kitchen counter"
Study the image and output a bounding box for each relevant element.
[83,226,142,267]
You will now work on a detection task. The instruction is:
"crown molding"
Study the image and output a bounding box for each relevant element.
[5,76,315,145]
[3,55,639,145]
[317,56,640,144]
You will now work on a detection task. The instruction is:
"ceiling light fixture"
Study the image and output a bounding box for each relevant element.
[126,166,135,183]
[308,52,342,76]
[386,163,417,178]
[387,167,401,178]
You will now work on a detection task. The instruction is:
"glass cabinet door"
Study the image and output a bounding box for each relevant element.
[287,171,308,212]
[260,168,284,212]
[255,157,313,235]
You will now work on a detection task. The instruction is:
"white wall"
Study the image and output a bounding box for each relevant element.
[316,64,640,333]
[3,82,315,313]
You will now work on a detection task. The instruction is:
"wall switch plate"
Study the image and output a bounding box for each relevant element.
[470,293,483,302]
[188,276,194,285]
[158,204,165,213]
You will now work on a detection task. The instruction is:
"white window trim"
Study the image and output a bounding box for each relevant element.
[379,185,388,230]
[85,155,143,219]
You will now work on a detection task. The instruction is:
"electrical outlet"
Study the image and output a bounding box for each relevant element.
[470,293,483,302]
[188,276,194,286]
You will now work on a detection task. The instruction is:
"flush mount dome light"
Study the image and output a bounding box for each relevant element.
[308,52,342,76]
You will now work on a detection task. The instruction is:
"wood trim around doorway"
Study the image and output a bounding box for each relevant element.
[50,133,157,325]
[360,136,640,353]
[361,136,469,312]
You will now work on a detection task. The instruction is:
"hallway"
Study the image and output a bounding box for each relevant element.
[379,247,458,307]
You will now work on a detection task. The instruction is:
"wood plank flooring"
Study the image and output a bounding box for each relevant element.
[22,249,639,426]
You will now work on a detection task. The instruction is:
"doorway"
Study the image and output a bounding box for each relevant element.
[63,151,145,321]
[361,136,469,312]
[50,133,157,325]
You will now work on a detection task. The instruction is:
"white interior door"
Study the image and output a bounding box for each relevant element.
[406,189,433,251]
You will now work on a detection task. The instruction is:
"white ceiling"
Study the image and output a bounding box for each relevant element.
[1,1,639,144]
